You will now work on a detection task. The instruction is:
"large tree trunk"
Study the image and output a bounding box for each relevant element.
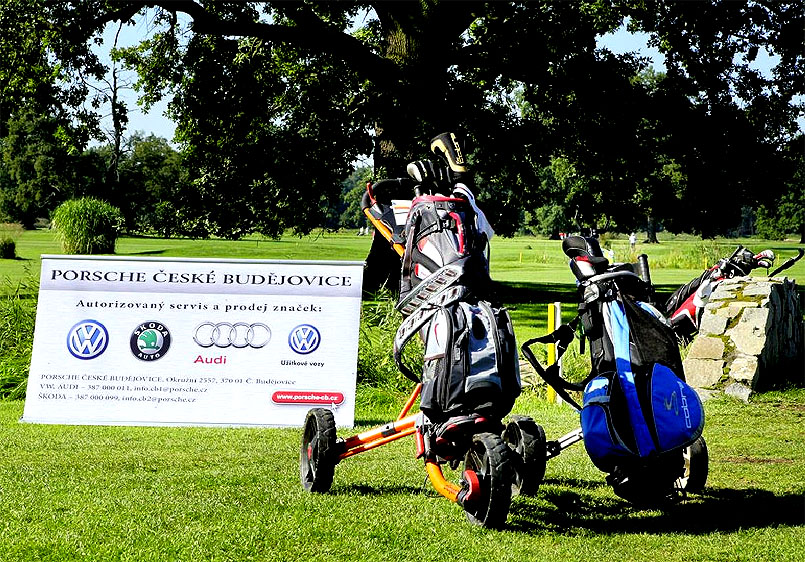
[363,6,457,295]
[646,214,659,243]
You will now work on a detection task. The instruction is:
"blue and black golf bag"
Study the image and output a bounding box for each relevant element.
[522,235,706,504]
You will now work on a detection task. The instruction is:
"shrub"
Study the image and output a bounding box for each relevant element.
[0,238,15,259]
[0,223,23,259]
[51,198,124,254]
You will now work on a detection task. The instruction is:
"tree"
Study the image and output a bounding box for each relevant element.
[2,1,798,257]
[337,166,373,231]
[755,136,805,242]
[114,132,186,234]
[0,108,78,227]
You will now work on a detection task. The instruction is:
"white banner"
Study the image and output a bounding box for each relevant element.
[22,255,364,427]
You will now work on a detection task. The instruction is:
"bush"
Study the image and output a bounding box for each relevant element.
[51,198,124,254]
[0,238,15,259]
[652,241,734,269]
[0,223,22,259]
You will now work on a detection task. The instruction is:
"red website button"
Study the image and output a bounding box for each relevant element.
[271,390,345,405]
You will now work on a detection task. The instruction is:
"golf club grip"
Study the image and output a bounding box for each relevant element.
[637,254,651,285]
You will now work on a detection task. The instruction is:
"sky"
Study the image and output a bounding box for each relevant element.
[91,19,177,143]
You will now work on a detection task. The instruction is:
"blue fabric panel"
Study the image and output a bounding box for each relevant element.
[609,301,656,457]
[650,364,705,451]
[580,376,635,471]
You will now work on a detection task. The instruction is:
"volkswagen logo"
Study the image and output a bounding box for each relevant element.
[67,320,109,360]
[289,324,320,355]
[193,322,272,349]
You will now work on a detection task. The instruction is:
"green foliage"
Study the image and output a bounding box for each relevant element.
[338,166,373,230]
[754,205,788,240]
[651,241,735,270]
[0,223,21,259]
[0,108,80,228]
[51,197,124,254]
[114,133,189,234]
[358,289,421,391]
[0,282,36,399]
[0,238,15,259]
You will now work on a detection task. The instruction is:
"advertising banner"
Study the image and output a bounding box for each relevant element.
[22,255,364,428]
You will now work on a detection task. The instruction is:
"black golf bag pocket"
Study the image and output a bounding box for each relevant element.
[419,301,520,423]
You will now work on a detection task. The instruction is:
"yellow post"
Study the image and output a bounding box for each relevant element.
[546,303,557,403]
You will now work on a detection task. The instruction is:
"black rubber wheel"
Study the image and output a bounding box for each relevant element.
[678,436,708,493]
[502,415,547,496]
[299,408,338,493]
[461,432,515,529]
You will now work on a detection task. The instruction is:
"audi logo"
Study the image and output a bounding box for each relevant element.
[193,322,272,349]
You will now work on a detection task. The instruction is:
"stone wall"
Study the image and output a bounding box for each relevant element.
[683,276,803,401]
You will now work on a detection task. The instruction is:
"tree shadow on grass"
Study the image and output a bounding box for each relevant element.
[508,478,805,535]
[125,249,168,256]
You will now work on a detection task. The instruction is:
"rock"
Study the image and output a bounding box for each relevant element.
[727,308,770,356]
[742,282,772,297]
[725,382,752,403]
[687,336,725,360]
[683,358,724,388]
[726,301,759,317]
[699,312,729,335]
[728,354,759,385]
[684,276,801,401]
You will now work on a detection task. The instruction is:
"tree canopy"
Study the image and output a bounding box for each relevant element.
[0,1,802,241]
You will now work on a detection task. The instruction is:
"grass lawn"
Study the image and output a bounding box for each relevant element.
[0,228,803,560]
[1,389,803,562]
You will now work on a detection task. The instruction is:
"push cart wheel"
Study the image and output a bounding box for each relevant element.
[300,408,338,493]
[502,415,547,496]
[461,432,515,529]
[678,436,708,493]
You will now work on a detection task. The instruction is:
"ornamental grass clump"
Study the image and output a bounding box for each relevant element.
[51,198,124,254]
[0,282,36,399]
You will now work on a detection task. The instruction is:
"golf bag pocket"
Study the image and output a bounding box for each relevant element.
[419,301,520,423]
[648,364,704,452]
[581,365,705,472]
[580,376,636,472]
[400,195,490,301]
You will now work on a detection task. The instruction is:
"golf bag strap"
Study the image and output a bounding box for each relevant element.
[608,300,656,457]
[393,285,468,383]
[400,212,421,296]
[521,316,589,410]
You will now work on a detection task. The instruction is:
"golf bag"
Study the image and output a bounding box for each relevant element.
[363,132,519,429]
[664,245,802,341]
[392,190,520,425]
[524,235,704,502]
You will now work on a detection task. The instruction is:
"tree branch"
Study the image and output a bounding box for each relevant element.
[95,1,403,89]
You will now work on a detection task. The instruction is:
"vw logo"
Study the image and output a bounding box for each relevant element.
[67,320,109,360]
[193,322,272,349]
[288,324,320,355]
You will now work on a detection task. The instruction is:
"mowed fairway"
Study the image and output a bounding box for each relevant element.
[1,229,803,561]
